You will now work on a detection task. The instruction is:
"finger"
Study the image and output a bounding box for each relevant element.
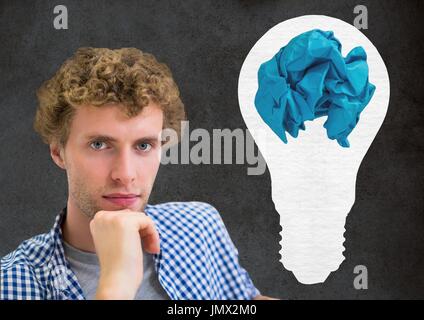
[128,213,160,254]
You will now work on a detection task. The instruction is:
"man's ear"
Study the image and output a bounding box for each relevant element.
[50,142,67,170]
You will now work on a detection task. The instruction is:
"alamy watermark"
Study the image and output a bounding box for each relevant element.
[54,4,370,31]
[53,5,68,30]
[353,4,368,30]
[161,121,267,176]
[353,265,368,290]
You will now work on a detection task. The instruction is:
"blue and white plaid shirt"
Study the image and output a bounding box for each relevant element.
[1,202,260,300]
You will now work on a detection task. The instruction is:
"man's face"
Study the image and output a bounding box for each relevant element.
[56,103,163,219]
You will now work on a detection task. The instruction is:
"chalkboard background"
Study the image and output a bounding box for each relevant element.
[0,0,423,299]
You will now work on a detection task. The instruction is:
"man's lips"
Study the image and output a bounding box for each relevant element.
[103,193,140,198]
[102,194,140,206]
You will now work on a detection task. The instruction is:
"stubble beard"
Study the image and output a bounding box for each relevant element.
[69,176,149,219]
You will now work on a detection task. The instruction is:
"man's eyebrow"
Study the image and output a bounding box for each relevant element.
[84,134,160,143]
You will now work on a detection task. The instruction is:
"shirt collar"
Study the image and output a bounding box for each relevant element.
[47,207,86,300]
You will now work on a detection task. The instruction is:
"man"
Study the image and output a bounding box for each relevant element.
[0,47,274,300]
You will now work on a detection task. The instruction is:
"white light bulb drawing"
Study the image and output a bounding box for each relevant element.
[238,15,390,284]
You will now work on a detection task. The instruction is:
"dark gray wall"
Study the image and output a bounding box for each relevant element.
[0,0,423,299]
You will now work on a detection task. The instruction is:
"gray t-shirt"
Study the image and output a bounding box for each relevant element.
[63,240,170,300]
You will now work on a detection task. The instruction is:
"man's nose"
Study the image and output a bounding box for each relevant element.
[110,150,137,186]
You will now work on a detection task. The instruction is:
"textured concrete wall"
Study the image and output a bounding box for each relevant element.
[0,0,423,299]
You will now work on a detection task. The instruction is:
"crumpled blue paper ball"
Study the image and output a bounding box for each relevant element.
[254,29,376,147]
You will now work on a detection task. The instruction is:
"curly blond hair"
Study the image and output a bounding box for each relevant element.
[34,47,186,146]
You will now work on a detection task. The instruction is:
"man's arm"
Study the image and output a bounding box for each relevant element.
[206,203,279,300]
[253,294,279,300]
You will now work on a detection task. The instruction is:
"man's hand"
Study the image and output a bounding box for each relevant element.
[89,209,160,300]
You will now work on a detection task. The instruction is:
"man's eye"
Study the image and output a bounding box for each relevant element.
[90,141,107,150]
[137,143,152,152]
